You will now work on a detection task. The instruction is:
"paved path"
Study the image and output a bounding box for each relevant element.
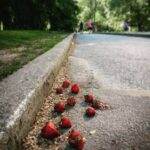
[67,34,150,150]
[101,32,150,38]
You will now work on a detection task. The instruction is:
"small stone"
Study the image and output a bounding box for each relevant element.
[90,130,96,135]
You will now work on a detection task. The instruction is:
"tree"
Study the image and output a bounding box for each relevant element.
[49,0,79,31]
[109,0,150,31]
[77,0,150,31]
[0,0,13,29]
[0,0,80,31]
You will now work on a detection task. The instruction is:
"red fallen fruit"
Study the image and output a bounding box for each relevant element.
[102,103,111,110]
[68,130,85,150]
[56,87,63,94]
[92,100,101,109]
[84,94,94,103]
[92,100,111,110]
[86,107,95,117]
[59,116,72,128]
[41,122,60,139]
[98,101,111,110]
[62,80,70,88]
[67,96,76,106]
[54,102,65,113]
[71,84,80,94]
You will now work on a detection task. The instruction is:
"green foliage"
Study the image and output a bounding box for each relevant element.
[0,0,80,31]
[49,0,80,31]
[77,0,150,31]
[0,30,67,49]
[108,0,150,31]
[0,60,23,81]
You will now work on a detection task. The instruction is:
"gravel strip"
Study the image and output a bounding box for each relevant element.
[22,40,79,150]
[22,66,74,150]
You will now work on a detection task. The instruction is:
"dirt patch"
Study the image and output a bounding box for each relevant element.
[0,49,11,55]
[14,46,26,52]
[0,53,19,63]
[0,49,20,64]
[0,45,28,64]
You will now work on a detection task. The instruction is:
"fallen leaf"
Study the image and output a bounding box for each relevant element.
[90,130,96,135]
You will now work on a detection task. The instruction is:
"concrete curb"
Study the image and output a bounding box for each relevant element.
[98,32,150,38]
[0,33,75,150]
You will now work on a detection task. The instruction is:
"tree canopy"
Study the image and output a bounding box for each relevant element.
[78,0,150,31]
[0,0,149,31]
[0,0,80,31]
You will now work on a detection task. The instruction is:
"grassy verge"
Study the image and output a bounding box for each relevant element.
[0,30,68,81]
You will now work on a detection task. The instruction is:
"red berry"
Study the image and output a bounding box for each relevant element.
[67,96,76,106]
[41,122,60,139]
[84,94,94,103]
[68,130,85,150]
[71,84,80,94]
[62,80,70,88]
[92,100,111,110]
[59,116,72,128]
[86,107,95,117]
[54,102,65,113]
[92,100,101,109]
[56,87,63,94]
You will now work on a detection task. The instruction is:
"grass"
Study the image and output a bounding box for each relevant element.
[0,30,68,81]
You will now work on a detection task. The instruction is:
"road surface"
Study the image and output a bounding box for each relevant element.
[67,33,150,150]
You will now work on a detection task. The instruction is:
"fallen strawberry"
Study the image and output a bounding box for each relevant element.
[41,122,60,139]
[84,94,94,103]
[62,80,70,88]
[67,96,76,106]
[92,100,111,110]
[54,102,65,113]
[71,84,80,94]
[92,100,101,109]
[68,130,85,150]
[59,116,72,128]
[98,102,111,110]
[56,87,63,94]
[86,107,95,117]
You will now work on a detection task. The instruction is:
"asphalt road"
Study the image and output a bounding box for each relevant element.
[67,33,150,150]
